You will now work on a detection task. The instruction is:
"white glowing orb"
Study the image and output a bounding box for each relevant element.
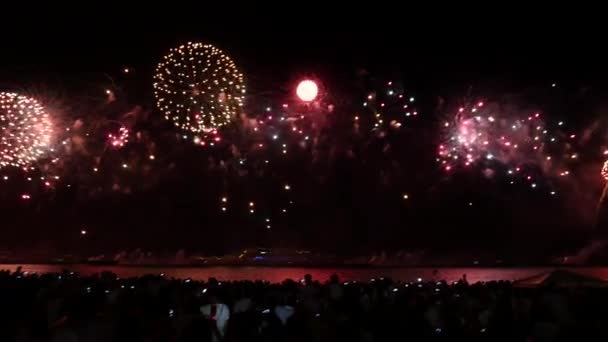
[296,80,318,102]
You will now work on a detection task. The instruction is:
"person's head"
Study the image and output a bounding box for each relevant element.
[181,317,213,342]
[208,277,218,286]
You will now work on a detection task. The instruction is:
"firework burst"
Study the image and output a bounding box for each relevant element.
[107,125,129,148]
[362,80,418,132]
[602,160,608,181]
[0,92,53,168]
[437,100,581,192]
[153,42,246,135]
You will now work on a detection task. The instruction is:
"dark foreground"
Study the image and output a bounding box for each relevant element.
[0,269,606,342]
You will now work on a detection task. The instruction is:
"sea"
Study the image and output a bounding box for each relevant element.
[1,264,607,283]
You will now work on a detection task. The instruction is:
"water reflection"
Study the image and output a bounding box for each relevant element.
[3,264,607,283]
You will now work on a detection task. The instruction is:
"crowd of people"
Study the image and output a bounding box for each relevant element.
[0,268,606,341]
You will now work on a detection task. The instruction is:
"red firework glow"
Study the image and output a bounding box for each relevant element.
[296,80,318,102]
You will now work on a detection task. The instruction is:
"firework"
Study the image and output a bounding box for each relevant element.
[362,81,418,131]
[296,80,318,102]
[439,102,508,170]
[437,100,581,192]
[0,92,52,168]
[107,125,129,148]
[439,102,550,170]
[595,160,608,228]
[153,42,246,134]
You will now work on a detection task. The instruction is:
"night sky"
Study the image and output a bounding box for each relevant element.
[0,7,607,257]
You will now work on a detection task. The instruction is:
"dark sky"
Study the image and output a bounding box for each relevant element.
[2,7,606,83]
[0,6,606,257]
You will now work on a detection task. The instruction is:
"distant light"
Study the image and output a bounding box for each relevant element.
[249,202,255,207]
[551,83,557,87]
[296,80,318,102]
[221,207,227,212]
[105,89,112,95]
[284,184,291,191]
[149,155,155,160]
[558,121,563,126]
[266,225,271,229]
[403,194,409,200]
[81,230,87,235]
[272,135,278,140]
[122,163,128,168]
[409,97,415,102]
[282,209,287,213]
[531,183,537,188]
[123,68,130,73]
[249,209,254,214]
[468,202,473,206]
[550,191,556,195]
